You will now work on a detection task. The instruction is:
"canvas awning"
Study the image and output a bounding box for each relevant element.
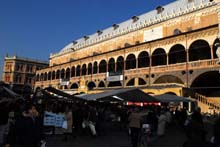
[76,88,159,103]
[0,86,21,98]
[154,94,193,103]
[43,87,85,102]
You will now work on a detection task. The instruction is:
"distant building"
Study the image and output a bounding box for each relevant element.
[2,55,49,95]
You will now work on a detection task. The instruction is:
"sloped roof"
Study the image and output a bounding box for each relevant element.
[44,87,85,102]
[154,94,193,102]
[55,0,216,56]
[0,86,21,98]
[76,88,159,102]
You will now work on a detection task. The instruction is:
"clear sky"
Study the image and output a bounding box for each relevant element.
[0,0,175,79]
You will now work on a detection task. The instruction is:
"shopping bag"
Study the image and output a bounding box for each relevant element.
[62,120,68,129]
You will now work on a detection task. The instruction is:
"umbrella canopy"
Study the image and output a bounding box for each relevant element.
[76,88,159,103]
[154,94,193,103]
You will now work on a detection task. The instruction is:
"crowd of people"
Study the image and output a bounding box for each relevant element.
[0,98,220,147]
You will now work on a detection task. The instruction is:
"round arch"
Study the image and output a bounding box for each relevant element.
[116,56,124,72]
[56,70,60,79]
[99,60,107,73]
[87,81,96,90]
[138,51,150,68]
[66,68,70,79]
[44,72,47,81]
[126,54,136,70]
[126,78,135,86]
[76,65,81,76]
[93,61,98,74]
[213,38,220,59]
[154,75,184,84]
[138,78,147,85]
[88,63,92,75]
[52,71,56,80]
[98,81,105,88]
[190,71,220,96]
[48,72,51,80]
[188,39,211,61]
[152,48,167,66]
[168,44,186,64]
[108,58,115,73]
[82,64,87,75]
[61,69,65,79]
[70,83,79,89]
[71,66,75,77]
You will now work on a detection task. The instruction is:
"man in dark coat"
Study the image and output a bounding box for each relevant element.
[6,104,44,147]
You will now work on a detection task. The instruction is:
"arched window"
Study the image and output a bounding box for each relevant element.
[108,58,115,73]
[82,64,87,75]
[93,62,98,74]
[138,51,149,68]
[152,48,166,66]
[126,54,136,70]
[88,63,92,75]
[116,56,124,72]
[71,66,75,77]
[61,69,65,79]
[76,65,81,76]
[66,68,70,79]
[99,60,107,73]
[56,70,60,79]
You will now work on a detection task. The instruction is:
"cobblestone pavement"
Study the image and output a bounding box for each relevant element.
[46,124,190,147]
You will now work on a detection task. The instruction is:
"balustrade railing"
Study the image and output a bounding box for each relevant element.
[194,93,220,111]
[36,59,220,85]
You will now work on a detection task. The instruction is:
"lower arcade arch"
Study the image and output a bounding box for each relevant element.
[87,81,96,90]
[154,75,184,85]
[126,78,135,86]
[98,81,105,88]
[190,71,220,97]
[139,78,147,85]
[70,83,79,89]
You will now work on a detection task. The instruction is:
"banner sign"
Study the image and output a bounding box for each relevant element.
[44,111,65,127]
[106,75,123,82]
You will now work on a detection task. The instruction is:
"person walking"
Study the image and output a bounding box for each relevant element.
[157,110,166,137]
[211,117,220,147]
[62,106,73,141]
[6,103,44,147]
[128,107,141,147]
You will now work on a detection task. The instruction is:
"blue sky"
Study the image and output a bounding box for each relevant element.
[0,0,174,79]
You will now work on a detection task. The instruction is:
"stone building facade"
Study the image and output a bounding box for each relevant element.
[2,55,48,95]
[35,0,220,112]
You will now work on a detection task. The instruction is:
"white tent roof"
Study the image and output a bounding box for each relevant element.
[75,88,159,102]
[75,88,134,101]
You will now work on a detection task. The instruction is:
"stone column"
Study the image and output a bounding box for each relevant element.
[135,77,139,86]
[217,0,220,37]
[216,2,220,63]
